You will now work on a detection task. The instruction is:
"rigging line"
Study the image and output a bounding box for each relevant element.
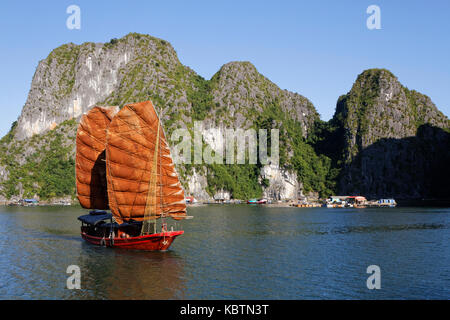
[127,117,148,216]
[159,109,163,218]
[148,103,164,233]
[115,105,161,136]
[103,154,174,173]
[159,107,166,244]
[100,203,186,208]
[107,126,169,155]
[110,118,159,135]
[107,126,169,149]
[125,104,161,130]
[106,141,159,164]
[122,103,170,145]
[100,173,175,186]
[160,120,167,232]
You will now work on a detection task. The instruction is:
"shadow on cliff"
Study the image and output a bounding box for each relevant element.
[338,124,450,202]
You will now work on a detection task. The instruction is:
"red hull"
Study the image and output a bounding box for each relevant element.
[81,230,184,251]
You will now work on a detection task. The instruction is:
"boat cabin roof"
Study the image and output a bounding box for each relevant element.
[78,213,113,225]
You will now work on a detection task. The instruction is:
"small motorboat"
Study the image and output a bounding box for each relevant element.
[247,198,267,204]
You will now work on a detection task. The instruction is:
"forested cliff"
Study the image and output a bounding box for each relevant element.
[0,33,448,203]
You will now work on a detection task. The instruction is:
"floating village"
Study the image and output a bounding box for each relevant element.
[4,195,396,208]
[183,195,396,208]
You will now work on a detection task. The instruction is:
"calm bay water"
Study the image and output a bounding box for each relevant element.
[0,204,448,299]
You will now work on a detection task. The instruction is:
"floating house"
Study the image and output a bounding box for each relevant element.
[326,195,396,208]
[346,196,367,204]
[21,199,39,206]
[329,196,349,203]
[377,199,397,207]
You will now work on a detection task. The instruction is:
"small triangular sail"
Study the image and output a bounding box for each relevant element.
[76,106,119,209]
[105,101,187,224]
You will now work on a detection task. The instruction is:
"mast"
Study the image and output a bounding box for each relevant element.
[159,107,165,226]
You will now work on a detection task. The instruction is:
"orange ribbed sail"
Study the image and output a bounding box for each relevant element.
[76,106,119,209]
[105,101,187,224]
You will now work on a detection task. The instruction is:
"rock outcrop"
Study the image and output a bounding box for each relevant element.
[332,69,450,199]
[1,36,449,202]
[0,33,318,201]
[261,164,300,200]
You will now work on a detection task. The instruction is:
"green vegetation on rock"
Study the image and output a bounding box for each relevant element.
[0,120,76,200]
[1,34,449,202]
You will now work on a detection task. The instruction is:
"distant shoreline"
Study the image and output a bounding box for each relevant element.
[2,199,450,208]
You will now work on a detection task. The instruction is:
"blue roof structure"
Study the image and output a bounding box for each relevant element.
[77,213,112,225]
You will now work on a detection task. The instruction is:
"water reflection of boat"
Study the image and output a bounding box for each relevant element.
[75,101,192,251]
[79,246,186,299]
[105,251,186,299]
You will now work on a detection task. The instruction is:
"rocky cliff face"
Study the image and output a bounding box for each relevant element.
[16,40,131,139]
[0,33,318,201]
[333,69,449,161]
[209,61,317,134]
[261,164,301,200]
[15,34,201,140]
[1,35,449,202]
[332,69,450,199]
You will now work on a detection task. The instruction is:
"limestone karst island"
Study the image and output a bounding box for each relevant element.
[0,33,449,208]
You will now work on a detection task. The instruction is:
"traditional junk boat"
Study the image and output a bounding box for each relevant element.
[76,101,191,251]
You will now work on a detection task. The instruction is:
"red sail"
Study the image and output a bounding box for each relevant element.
[105,101,187,224]
[76,106,119,209]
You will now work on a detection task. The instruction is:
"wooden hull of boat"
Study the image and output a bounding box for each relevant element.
[81,230,184,251]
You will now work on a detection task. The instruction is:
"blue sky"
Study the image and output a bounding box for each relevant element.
[0,0,449,137]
